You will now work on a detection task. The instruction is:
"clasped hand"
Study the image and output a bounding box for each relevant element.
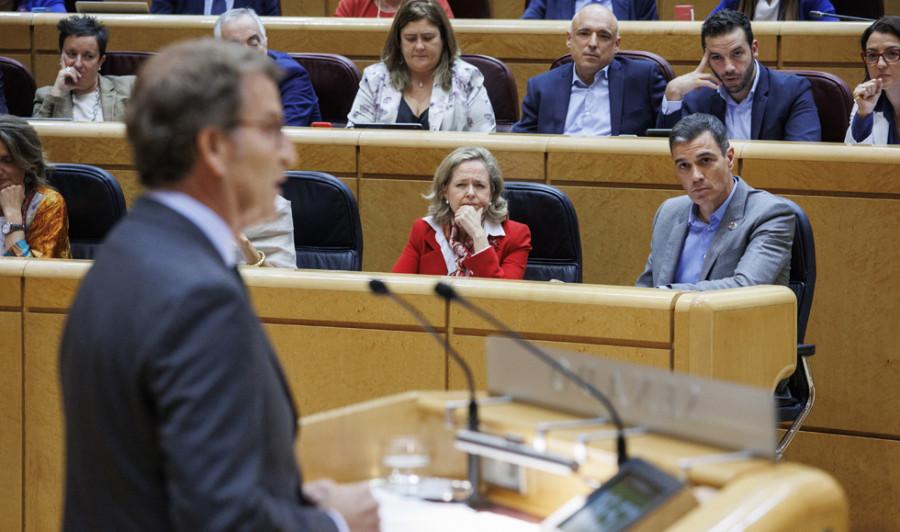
[853,79,883,118]
[454,205,490,253]
[0,184,25,223]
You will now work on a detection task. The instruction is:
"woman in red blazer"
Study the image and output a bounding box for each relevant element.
[391,146,532,279]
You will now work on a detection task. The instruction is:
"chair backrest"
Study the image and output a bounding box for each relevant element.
[447,0,490,18]
[829,0,883,19]
[781,197,816,343]
[550,50,676,82]
[47,163,126,260]
[289,53,361,127]
[460,54,519,132]
[0,57,37,117]
[282,171,363,271]
[100,51,154,77]
[780,69,853,143]
[503,182,582,283]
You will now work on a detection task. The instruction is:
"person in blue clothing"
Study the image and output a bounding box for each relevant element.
[513,4,665,136]
[846,16,900,145]
[214,8,321,127]
[151,0,279,15]
[657,9,821,142]
[708,0,837,21]
[8,0,65,11]
[522,0,656,21]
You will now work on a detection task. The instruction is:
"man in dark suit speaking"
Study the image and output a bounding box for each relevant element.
[59,39,379,531]
[513,4,665,137]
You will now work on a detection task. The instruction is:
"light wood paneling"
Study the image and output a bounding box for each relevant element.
[23,312,66,532]
[783,430,900,532]
[0,311,23,532]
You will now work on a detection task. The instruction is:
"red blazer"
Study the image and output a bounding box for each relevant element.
[391,218,532,279]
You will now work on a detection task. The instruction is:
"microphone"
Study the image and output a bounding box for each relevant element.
[369,279,484,505]
[434,281,629,466]
[810,10,874,22]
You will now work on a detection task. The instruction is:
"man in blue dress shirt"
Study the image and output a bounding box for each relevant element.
[151,0,279,15]
[513,4,665,136]
[215,8,321,127]
[522,0,656,21]
[656,9,820,142]
[636,113,794,290]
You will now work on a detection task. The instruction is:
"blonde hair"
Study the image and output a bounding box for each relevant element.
[425,146,508,227]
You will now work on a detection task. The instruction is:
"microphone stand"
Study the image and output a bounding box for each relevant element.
[369,279,489,508]
[435,282,629,466]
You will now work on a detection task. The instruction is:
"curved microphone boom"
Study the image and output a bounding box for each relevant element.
[434,281,629,466]
[369,279,485,506]
[810,10,874,22]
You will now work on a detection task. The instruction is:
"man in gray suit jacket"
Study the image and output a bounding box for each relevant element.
[636,113,794,290]
[59,39,378,531]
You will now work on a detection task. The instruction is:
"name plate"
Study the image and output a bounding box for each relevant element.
[485,337,776,457]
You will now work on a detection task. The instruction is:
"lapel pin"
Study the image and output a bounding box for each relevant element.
[728,221,737,231]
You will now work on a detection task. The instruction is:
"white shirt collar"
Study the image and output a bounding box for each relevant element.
[424,215,505,275]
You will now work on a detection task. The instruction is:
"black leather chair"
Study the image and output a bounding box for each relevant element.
[0,57,37,117]
[460,54,519,132]
[776,198,817,459]
[282,171,363,271]
[781,70,853,143]
[504,182,582,283]
[550,50,676,82]
[447,0,490,17]
[99,51,154,77]
[289,53,361,127]
[48,163,126,260]
[829,0,882,19]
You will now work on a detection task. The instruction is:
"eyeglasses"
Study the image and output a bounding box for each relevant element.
[237,119,286,142]
[861,49,900,64]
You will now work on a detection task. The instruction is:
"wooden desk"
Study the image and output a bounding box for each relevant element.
[0,13,873,107]
[1,260,795,531]
[300,391,848,531]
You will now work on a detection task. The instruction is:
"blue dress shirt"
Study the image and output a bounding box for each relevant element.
[674,177,738,285]
[564,65,611,136]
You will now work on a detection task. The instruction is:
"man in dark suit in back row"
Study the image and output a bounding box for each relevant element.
[59,39,378,531]
[522,0,656,21]
[657,9,821,142]
[151,0,279,15]
[513,4,666,137]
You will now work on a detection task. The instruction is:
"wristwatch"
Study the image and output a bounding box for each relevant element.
[1,222,26,235]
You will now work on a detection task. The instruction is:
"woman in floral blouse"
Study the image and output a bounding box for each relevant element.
[347,0,496,132]
[0,115,70,258]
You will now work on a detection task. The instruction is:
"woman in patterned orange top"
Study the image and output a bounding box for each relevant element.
[0,115,70,258]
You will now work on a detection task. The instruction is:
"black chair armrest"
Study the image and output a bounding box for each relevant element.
[797,344,816,358]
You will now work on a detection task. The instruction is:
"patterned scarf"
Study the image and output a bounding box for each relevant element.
[446,224,498,277]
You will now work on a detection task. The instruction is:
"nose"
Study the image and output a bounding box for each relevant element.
[279,135,297,168]
[877,55,889,68]
[587,32,598,48]
[73,55,83,68]
[691,165,704,181]
[465,184,475,196]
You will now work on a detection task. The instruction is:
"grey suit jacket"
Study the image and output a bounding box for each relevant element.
[59,197,337,531]
[33,74,135,120]
[635,176,794,290]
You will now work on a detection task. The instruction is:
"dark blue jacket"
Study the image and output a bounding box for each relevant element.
[150,0,280,15]
[513,56,666,136]
[657,63,821,142]
[709,0,837,20]
[522,0,657,20]
[269,50,321,127]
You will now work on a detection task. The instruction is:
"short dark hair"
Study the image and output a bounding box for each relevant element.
[860,15,900,81]
[382,0,459,92]
[701,9,753,51]
[125,39,280,188]
[0,115,51,195]
[669,113,730,156]
[57,15,109,57]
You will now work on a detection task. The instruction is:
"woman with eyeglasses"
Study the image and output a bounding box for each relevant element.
[847,16,900,145]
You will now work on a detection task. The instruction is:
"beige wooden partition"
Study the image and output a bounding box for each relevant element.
[1,259,796,532]
[0,13,868,110]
